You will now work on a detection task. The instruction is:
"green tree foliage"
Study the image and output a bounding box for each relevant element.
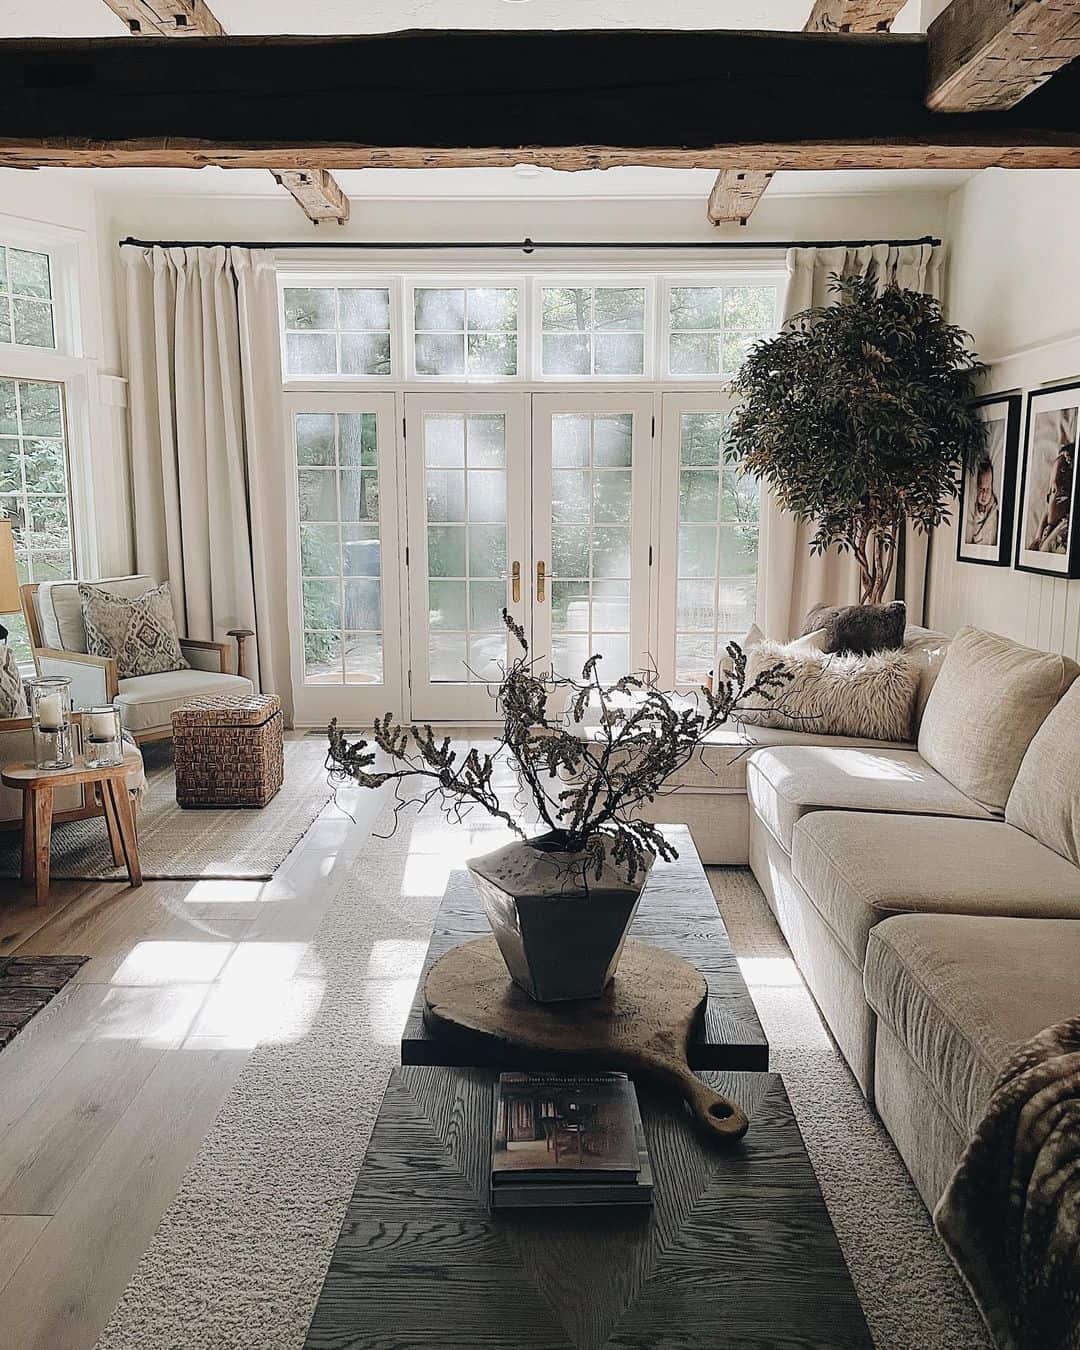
[727,274,985,604]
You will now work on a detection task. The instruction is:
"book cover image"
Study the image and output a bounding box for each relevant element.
[492,1072,641,1182]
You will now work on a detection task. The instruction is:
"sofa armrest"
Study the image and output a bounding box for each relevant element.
[180,639,230,674]
[34,648,118,708]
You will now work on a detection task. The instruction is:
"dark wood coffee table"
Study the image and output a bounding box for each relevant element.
[400,825,769,1072]
[303,1065,872,1349]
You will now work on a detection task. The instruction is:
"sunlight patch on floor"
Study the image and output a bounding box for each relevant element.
[110,941,236,986]
[737,955,803,987]
[366,939,429,979]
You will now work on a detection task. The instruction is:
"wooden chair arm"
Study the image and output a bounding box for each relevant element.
[179,638,231,674]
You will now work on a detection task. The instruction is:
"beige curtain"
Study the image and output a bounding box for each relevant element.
[121,245,294,718]
[760,242,945,640]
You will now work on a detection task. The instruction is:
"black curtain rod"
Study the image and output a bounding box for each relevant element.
[118,234,941,253]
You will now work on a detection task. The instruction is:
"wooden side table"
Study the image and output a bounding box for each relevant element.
[1,749,143,905]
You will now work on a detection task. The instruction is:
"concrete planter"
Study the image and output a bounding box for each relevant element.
[466,830,654,1003]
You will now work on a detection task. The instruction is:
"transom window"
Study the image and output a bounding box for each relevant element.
[413,287,518,378]
[0,245,55,350]
[283,286,392,378]
[540,286,646,377]
[667,284,776,378]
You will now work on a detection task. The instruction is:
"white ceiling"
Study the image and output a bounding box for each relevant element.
[0,0,928,36]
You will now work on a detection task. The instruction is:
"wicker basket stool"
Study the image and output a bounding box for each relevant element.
[172,692,284,808]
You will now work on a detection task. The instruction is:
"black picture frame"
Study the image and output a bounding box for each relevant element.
[956,392,1021,568]
[1015,379,1080,579]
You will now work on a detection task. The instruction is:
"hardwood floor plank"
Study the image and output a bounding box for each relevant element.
[0,1215,49,1296]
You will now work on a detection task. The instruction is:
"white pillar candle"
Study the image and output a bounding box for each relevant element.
[37,692,63,732]
[88,710,116,741]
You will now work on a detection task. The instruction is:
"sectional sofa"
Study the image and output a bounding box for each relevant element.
[743,625,1080,1208]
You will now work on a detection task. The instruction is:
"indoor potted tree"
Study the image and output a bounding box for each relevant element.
[727,273,986,604]
[326,613,786,1003]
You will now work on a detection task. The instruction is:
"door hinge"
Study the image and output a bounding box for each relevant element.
[651,416,656,436]
[648,545,653,566]
[408,668,412,689]
[402,416,407,439]
[405,545,410,567]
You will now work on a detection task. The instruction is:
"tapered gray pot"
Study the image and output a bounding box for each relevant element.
[466,831,654,1003]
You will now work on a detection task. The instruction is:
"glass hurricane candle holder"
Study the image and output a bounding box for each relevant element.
[30,676,74,769]
[84,705,123,769]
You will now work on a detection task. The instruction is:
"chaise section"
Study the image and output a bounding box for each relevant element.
[865,914,1080,1208]
[745,745,993,855]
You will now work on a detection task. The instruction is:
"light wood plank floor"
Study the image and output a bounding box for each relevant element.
[0,733,391,1350]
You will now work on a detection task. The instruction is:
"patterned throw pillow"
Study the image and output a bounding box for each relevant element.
[0,641,28,718]
[80,581,189,679]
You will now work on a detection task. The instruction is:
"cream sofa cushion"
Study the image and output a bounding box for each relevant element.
[116,669,253,734]
[865,913,1080,1138]
[745,745,992,854]
[1006,678,1080,866]
[918,626,1073,813]
[903,625,951,731]
[37,574,155,653]
[792,811,1080,968]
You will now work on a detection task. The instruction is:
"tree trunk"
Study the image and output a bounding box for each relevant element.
[857,520,901,605]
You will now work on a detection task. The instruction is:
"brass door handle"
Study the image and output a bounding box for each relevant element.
[511,561,521,604]
[536,560,546,602]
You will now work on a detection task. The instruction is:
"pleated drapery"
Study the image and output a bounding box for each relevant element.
[759,243,945,641]
[122,245,294,718]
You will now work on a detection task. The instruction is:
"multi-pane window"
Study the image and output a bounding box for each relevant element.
[541,287,646,377]
[668,285,776,379]
[550,413,633,682]
[424,413,508,682]
[674,412,758,683]
[0,245,55,350]
[0,379,73,660]
[413,288,518,377]
[283,287,392,378]
[296,412,384,684]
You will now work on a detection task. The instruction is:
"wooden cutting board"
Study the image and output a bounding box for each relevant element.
[423,936,748,1143]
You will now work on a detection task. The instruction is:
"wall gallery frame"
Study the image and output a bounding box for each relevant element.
[1015,380,1080,579]
[957,392,1021,568]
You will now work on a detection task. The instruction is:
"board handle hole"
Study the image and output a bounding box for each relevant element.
[709,1101,734,1120]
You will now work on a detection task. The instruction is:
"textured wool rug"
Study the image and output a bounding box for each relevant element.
[95,808,989,1350]
[0,739,335,882]
[0,955,88,1051]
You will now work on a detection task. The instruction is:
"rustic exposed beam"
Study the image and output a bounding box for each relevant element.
[101,0,224,37]
[1,32,1079,171]
[271,169,350,223]
[928,0,1080,112]
[805,0,908,32]
[707,171,775,224]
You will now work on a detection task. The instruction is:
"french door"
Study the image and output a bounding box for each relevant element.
[404,393,529,721]
[284,392,404,725]
[530,393,655,688]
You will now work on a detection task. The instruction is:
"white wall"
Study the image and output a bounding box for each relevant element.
[0,169,133,577]
[926,169,1080,657]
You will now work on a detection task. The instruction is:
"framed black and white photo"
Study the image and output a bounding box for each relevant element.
[1016,380,1080,578]
[957,393,1021,567]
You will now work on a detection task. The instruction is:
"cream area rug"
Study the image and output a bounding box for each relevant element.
[0,740,335,882]
[94,796,989,1350]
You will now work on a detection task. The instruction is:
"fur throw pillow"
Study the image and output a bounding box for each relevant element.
[738,639,920,743]
[802,600,906,655]
[80,581,189,680]
[0,641,28,718]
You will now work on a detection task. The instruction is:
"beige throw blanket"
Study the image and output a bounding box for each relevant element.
[934,1018,1080,1350]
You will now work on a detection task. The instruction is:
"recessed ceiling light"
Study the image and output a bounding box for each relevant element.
[513,164,543,178]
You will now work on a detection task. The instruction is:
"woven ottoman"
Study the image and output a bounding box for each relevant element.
[172,692,284,808]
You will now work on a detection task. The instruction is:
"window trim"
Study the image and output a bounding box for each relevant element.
[277,272,402,386]
[659,271,784,383]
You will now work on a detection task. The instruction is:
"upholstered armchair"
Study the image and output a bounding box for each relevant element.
[22,575,254,744]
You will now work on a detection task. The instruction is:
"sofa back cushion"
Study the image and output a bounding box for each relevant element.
[903,624,951,732]
[36,575,156,653]
[918,626,1074,813]
[1007,678,1080,864]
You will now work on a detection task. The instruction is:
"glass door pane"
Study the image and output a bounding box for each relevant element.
[284,392,403,725]
[405,393,527,720]
[531,393,654,689]
[658,393,761,690]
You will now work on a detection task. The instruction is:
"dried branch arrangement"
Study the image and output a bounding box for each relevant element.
[326,612,789,884]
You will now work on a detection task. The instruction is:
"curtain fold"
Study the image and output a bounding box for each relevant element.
[121,245,293,718]
[760,242,945,641]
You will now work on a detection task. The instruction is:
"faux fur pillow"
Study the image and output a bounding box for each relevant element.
[738,639,920,743]
[80,581,189,679]
[802,600,906,655]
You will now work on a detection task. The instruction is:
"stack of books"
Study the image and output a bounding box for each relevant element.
[490,1070,654,1210]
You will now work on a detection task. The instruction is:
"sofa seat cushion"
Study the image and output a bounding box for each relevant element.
[864,913,1080,1138]
[116,670,254,734]
[792,812,1080,969]
[745,745,992,854]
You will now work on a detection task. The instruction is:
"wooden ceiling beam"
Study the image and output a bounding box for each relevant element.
[101,1,224,37]
[805,0,908,33]
[707,171,775,224]
[271,169,350,223]
[928,0,1080,112]
[2,31,1079,171]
